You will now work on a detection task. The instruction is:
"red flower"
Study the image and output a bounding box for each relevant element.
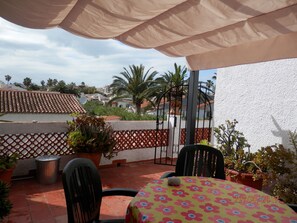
[208,215,231,223]
[264,204,285,214]
[181,210,203,221]
[172,189,189,197]
[226,208,246,218]
[281,216,297,223]
[192,194,210,202]
[187,185,203,192]
[214,197,234,206]
[137,190,150,198]
[199,203,220,213]
[200,179,215,186]
[184,177,197,183]
[138,212,154,223]
[151,185,166,193]
[155,205,177,215]
[252,211,276,222]
[207,188,222,196]
[174,199,194,209]
[159,217,182,223]
[154,194,172,203]
[135,199,153,209]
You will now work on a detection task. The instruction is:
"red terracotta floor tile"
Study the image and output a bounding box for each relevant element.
[7,161,175,222]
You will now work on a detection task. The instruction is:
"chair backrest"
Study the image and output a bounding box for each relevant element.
[62,158,102,223]
[175,145,225,180]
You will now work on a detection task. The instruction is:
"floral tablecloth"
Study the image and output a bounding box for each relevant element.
[125,177,297,223]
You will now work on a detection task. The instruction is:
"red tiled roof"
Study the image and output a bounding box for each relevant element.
[0,90,86,114]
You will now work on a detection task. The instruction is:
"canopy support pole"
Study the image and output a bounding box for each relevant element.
[185,70,199,145]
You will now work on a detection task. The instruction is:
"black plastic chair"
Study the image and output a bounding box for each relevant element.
[62,158,138,223]
[161,144,226,180]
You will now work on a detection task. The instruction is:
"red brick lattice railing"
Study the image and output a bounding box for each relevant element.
[180,128,211,145]
[113,129,168,151]
[0,129,169,159]
[0,132,72,159]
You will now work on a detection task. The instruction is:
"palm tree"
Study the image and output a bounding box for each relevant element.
[110,64,158,114]
[4,75,12,85]
[155,63,188,114]
[155,63,188,89]
[23,77,32,89]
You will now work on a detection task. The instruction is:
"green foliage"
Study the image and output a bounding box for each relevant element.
[0,153,19,170]
[83,101,156,120]
[0,180,12,221]
[214,119,250,156]
[214,120,262,180]
[67,114,117,159]
[257,131,297,204]
[110,64,158,114]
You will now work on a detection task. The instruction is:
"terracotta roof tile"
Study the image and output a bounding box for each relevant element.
[0,90,86,114]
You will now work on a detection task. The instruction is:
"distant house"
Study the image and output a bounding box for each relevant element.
[0,90,86,122]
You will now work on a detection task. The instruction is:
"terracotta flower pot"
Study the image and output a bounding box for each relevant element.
[77,153,102,168]
[226,169,263,190]
[0,167,15,185]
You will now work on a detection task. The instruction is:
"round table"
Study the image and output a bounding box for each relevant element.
[125,177,297,223]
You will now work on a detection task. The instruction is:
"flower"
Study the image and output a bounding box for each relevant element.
[172,189,189,197]
[154,194,172,203]
[226,208,246,218]
[207,188,222,196]
[174,200,194,209]
[264,204,285,214]
[186,185,202,192]
[214,197,234,206]
[199,203,220,213]
[134,200,153,209]
[252,211,276,222]
[159,217,182,223]
[137,190,150,198]
[151,185,166,193]
[155,205,177,215]
[192,194,210,202]
[181,210,203,221]
[208,215,231,223]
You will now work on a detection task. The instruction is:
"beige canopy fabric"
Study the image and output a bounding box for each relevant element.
[1,0,297,70]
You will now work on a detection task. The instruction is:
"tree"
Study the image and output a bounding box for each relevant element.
[23,77,32,89]
[155,63,188,88]
[154,63,188,114]
[4,75,12,84]
[52,79,58,86]
[110,64,158,114]
[47,78,53,87]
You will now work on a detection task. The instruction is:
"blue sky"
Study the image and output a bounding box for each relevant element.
[0,18,216,87]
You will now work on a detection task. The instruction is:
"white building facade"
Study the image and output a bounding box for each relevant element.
[214,58,297,152]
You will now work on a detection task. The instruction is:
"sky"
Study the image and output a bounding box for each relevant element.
[0,18,216,88]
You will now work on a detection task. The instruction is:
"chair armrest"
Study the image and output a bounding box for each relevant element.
[102,188,138,197]
[160,172,176,179]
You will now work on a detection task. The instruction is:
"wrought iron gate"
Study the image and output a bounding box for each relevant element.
[154,81,214,165]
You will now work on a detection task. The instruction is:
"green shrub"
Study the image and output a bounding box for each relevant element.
[83,101,156,120]
[0,180,12,221]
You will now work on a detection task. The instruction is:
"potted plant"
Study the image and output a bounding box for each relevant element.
[67,114,117,167]
[0,153,19,185]
[257,130,297,211]
[0,180,12,221]
[214,119,265,190]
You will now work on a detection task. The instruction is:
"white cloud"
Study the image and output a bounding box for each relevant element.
[0,18,215,87]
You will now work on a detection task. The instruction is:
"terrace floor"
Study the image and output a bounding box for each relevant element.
[5,161,175,223]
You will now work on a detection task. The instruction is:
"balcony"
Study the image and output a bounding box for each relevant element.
[5,161,175,223]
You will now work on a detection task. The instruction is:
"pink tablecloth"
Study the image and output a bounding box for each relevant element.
[126,177,297,223]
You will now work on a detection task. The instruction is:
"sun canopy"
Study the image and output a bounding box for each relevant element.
[1,0,297,70]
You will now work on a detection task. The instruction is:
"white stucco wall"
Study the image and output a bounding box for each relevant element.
[214,58,297,152]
